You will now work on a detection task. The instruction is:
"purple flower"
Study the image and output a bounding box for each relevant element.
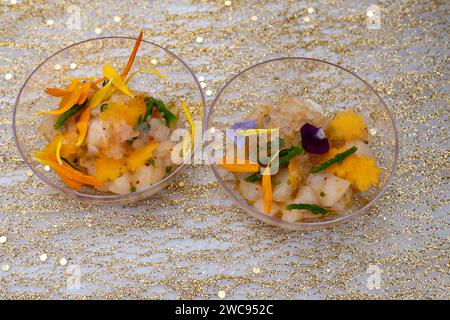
[227,121,256,149]
[300,123,330,154]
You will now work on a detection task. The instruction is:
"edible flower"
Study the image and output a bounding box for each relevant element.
[77,82,91,105]
[227,121,256,149]
[102,64,134,98]
[300,123,329,154]
[34,137,101,189]
[93,31,143,87]
[36,85,82,116]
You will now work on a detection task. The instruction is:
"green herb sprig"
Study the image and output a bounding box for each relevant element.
[285,203,328,215]
[311,146,358,173]
[134,114,151,135]
[54,100,88,130]
[244,146,304,183]
[144,96,177,127]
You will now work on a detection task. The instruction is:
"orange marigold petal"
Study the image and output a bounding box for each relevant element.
[262,169,272,214]
[44,87,71,97]
[77,82,91,105]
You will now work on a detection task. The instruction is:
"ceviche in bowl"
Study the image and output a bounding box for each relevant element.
[208,58,398,230]
[13,34,205,204]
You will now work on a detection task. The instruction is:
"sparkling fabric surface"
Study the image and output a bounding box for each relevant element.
[0,0,449,299]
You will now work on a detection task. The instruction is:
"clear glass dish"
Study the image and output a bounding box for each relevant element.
[12,36,205,204]
[207,57,398,230]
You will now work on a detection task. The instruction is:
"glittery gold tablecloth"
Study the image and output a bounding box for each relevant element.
[0,0,448,299]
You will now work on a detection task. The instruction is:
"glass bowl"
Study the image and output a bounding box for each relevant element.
[207,57,398,230]
[12,36,205,204]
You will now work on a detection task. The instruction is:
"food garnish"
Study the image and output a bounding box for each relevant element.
[220,97,381,222]
[228,121,256,148]
[285,203,328,215]
[262,168,272,214]
[34,32,181,193]
[219,159,260,173]
[244,145,304,182]
[300,123,329,154]
[328,110,367,142]
[54,100,88,130]
[326,147,380,192]
[311,146,357,173]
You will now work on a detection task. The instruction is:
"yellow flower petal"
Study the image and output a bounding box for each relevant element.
[55,135,63,165]
[237,128,279,136]
[125,68,167,85]
[102,64,133,98]
[181,100,194,156]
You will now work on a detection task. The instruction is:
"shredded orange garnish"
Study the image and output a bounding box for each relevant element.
[35,152,102,187]
[121,31,143,79]
[44,87,71,97]
[219,159,260,173]
[262,168,272,214]
[64,78,81,92]
[77,82,91,105]
[36,85,82,116]
[59,174,83,190]
[43,78,84,98]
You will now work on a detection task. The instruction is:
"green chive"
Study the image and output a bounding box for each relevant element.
[144,96,177,127]
[285,203,328,215]
[278,146,304,167]
[244,173,262,182]
[130,186,136,192]
[244,146,304,183]
[311,146,357,173]
[54,100,88,130]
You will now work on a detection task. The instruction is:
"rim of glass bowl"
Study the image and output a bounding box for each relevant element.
[207,57,399,230]
[12,36,206,202]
